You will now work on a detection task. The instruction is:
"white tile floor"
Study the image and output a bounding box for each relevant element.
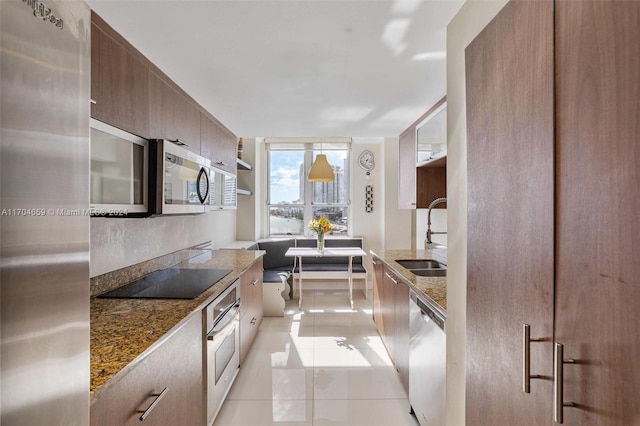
[214,289,419,426]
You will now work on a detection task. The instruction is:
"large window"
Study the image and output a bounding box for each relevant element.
[267,142,350,236]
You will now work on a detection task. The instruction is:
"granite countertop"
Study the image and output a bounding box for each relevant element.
[370,247,447,315]
[90,249,263,402]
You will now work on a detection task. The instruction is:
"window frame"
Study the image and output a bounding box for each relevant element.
[266,143,350,237]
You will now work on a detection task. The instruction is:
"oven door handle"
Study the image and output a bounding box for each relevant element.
[207,300,241,341]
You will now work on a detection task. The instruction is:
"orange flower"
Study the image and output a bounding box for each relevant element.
[308,217,334,235]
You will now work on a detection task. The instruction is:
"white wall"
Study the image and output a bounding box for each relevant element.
[416,208,447,249]
[446,1,508,424]
[209,210,237,249]
[90,211,236,277]
[90,211,230,277]
[350,138,386,280]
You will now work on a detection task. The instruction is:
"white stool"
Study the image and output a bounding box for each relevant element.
[262,273,287,317]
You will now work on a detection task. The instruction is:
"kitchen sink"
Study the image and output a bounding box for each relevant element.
[395,259,447,278]
[410,268,447,277]
[395,259,446,270]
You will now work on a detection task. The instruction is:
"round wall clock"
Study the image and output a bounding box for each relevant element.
[358,150,375,175]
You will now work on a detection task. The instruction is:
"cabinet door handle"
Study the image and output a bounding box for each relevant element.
[384,272,399,285]
[250,279,259,286]
[138,387,169,421]
[372,259,378,265]
[554,343,575,424]
[522,324,542,393]
[216,161,227,166]
[172,138,189,147]
[90,99,96,105]
[250,317,257,325]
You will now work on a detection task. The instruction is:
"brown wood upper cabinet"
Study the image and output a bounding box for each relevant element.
[91,12,239,161]
[90,13,149,138]
[372,257,385,343]
[398,97,447,209]
[201,114,237,174]
[148,72,201,154]
[466,1,640,424]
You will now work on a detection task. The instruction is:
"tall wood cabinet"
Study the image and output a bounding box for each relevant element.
[466,0,640,424]
[554,2,640,423]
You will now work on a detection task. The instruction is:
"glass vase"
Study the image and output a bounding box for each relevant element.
[316,232,325,253]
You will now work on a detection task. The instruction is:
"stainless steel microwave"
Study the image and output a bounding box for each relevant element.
[90,119,149,216]
[149,139,211,215]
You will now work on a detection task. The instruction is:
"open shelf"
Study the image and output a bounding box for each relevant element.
[417,152,447,168]
[237,158,252,171]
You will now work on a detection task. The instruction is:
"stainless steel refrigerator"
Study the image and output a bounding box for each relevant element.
[1,1,90,424]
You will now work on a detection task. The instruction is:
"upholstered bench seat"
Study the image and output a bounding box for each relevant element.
[263,269,292,283]
[248,237,368,305]
[292,263,367,273]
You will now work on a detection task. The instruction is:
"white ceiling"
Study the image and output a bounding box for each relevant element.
[86,0,464,138]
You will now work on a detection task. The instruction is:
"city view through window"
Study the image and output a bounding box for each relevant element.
[268,149,349,236]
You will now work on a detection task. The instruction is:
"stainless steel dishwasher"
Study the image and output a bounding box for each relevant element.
[409,289,446,426]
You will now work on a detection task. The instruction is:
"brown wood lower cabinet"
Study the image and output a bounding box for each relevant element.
[239,258,264,364]
[373,257,394,357]
[372,257,409,393]
[393,274,410,392]
[90,314,203,426]
[372,257,385,342]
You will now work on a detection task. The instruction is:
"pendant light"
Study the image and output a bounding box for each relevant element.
[307,143,335,182]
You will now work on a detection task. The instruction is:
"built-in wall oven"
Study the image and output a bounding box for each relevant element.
[204,280,241,425]
[149,139,210,214]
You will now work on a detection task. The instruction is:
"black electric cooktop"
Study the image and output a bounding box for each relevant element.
[98,268,233,299]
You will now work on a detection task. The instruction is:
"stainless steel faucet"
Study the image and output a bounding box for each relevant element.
[425,197,447,248]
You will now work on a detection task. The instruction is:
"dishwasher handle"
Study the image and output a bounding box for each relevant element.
[411,290,445,332]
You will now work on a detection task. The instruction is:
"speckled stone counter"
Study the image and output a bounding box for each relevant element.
[90,249,263,402]
[370,247,447,315]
